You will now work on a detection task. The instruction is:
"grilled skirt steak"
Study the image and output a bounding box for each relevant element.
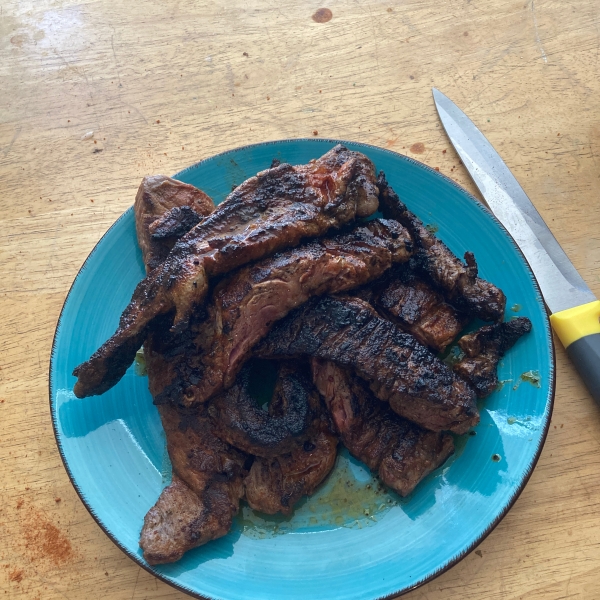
[377,172,506,323]
[73,145,380,398]
[256,296,479,434]
[311,359,454,496]
[244,428,337,515]
[136,187,249,565]
[243,363,338,514]
[139,404,250,565]
[210,363,319,458]
[154,218,413,407]
[372,267,467,353]
[454,317,532,398]
[134,175,215,273]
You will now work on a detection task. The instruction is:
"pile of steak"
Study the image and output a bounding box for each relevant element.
[73,146,532,565]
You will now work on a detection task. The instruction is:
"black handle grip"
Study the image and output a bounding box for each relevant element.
[566,333,600,404]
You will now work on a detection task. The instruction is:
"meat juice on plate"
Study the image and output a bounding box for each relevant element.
[235,447,400,539]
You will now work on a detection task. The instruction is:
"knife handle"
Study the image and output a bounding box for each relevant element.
[550,300,600,404]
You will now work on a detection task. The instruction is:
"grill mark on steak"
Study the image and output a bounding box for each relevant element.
[377,172,506,323]
[256,296,479,434]
[454,317,532,398]
[243,363,338,514]
[209,363,316,457]
[372,267,467,353]
[311,359,454,496]
[154,218,413,407]
[73,145,380,398]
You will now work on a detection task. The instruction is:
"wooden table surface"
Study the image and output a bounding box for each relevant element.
[2,0,600,598]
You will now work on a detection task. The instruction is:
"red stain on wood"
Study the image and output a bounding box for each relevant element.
[22,506,74,565]
[9,568,23,583]
[312,8,332,23]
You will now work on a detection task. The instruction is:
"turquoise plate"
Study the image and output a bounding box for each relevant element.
[50,139,554,600]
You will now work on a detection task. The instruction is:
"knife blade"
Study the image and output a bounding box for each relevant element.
[432,87,600,403]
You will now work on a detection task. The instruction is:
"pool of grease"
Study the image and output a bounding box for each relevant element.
[235,447,402,539]
[235,432,473,540]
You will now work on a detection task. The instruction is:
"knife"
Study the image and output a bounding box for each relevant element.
[432,88,600,404]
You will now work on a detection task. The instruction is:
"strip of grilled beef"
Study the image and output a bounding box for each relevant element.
[210,363,317,458]
[243,363,338,514]
[245,428,337,515]
[136,188,250,566]
[73,145,380,399]
[139,404,250,565]
[453,317,532,398]
[256,296,479,434]
[311,359,454,496]
[153,218,413,407]
[134,175,215,273]
[371,266,467,353]
[377,172,506,323]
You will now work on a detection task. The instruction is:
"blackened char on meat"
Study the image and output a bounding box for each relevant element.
[377,172,506,323]
[139,405,250,565]
[134,175,215,274]
[73,145,380,398]
[243,363,338,514]
[454,317,532,398]
[256,296,479,434]
[155,218,413,407]
[311,359,454,496]
[372,267,467,353]
[210,363,317,457]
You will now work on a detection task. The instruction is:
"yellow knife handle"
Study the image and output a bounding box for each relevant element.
[550,300,600,403]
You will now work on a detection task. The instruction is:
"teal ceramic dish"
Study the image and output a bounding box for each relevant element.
[50,139,554,600]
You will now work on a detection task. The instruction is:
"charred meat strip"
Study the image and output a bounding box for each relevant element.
[454,317,532,398]
[245,428,337,515]
[256,296,479,434]
[377,172,506,323]
[136,189,250,566]
[372,267,467,353]
[155,218,413,406]
[311,359,454,496]
[139,404,250,565]
[210,363,317,458]
[134,175,215,273]
[73,145,380,399]
[243,363,338,514]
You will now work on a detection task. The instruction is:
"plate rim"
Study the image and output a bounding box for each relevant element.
[49,137,556,600]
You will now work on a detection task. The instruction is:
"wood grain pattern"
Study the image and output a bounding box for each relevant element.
[1,0,599,597]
